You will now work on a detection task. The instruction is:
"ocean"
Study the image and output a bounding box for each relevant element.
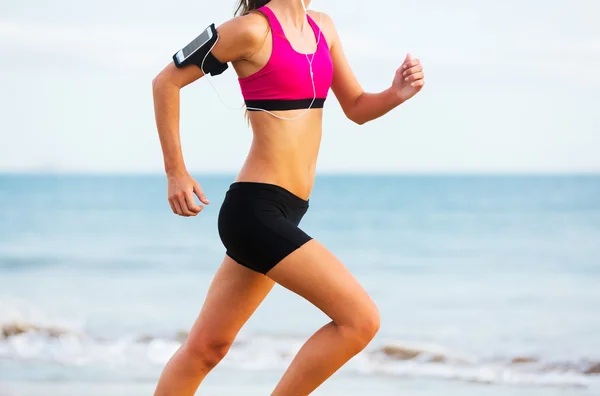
[0,174,599,396]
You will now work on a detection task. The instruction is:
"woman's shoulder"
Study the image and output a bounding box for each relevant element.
[307,10,334,26]
[211,12,271,63]
[218,11,271,45]
[307,10,337,48]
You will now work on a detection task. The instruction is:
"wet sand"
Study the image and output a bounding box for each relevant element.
[1,373,597,396]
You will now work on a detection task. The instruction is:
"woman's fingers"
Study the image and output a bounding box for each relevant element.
[169,199,178,214]
[402,61,425,89]
[167,174,208,217]
[171,197,185,216]
[411,79,425,88]
[405,71,424,83]
[402,58,421,71]
[193,183,210,205]
[403,64,423,77]
[176,193,195,217]
[184,190,203,215]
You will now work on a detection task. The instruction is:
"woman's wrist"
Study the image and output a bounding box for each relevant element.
[165,162,188,177]
[384,86,405,106]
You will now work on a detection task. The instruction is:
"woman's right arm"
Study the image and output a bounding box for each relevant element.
[152,13,267,217]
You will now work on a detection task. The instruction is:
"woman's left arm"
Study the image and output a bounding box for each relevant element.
[323,13,425,125]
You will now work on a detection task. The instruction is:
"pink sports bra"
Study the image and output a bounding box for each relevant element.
[238,6,333,111]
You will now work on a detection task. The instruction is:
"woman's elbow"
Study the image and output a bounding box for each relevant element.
[352,116,368,126]
[152,71,179,95]
[343,94,368,125]
[152,64,179,89]
[346,110,367,126]
[152,73,163,93]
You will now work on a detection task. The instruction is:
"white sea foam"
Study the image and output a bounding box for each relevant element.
[1,318,597,389]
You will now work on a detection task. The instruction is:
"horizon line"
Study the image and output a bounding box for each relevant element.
[1,170,599,177]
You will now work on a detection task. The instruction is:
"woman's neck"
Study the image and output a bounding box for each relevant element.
[268,0,310,30]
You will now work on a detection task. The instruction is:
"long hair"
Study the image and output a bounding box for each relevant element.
[235,0,271,16]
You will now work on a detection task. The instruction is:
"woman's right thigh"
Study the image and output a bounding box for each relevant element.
[265,240,380,331]
[186,255,275,346]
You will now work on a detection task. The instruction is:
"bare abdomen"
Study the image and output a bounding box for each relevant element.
[235,112,323,200]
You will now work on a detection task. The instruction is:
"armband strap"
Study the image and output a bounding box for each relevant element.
[198,51,229,76]
[172,23,229,76]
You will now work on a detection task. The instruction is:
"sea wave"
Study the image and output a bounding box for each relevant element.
[1,321,598,388]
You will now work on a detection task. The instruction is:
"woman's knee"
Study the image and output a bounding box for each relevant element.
[338,303,380,351]
[355,304,381,342]
[184,334,233,369]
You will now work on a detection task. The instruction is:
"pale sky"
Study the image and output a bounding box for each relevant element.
[0,0,598,173]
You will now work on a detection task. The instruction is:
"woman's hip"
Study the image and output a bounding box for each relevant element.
[217,182,312,274]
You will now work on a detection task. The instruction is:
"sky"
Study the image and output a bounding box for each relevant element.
[0,0,599,174]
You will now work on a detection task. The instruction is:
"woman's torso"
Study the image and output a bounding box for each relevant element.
[231,6,333,200]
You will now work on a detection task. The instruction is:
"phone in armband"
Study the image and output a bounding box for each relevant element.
[172,23,229,76]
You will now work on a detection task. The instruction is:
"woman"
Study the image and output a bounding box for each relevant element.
[152,0,424,394]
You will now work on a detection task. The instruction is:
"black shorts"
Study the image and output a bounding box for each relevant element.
[218,182,312,274]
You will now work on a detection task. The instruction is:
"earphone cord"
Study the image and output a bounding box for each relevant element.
[200,11,323,122]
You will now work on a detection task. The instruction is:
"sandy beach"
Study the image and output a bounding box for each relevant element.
[2,375,597,396]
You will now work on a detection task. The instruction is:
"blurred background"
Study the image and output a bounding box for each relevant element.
[1,0,599,395]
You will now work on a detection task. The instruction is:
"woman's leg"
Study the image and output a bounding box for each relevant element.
[153,256,275,396]
[266,239,380,396]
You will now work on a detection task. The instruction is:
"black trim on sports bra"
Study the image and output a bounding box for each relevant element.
[245,98,326,111]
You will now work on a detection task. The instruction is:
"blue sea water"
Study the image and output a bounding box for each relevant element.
[0,174,599,395]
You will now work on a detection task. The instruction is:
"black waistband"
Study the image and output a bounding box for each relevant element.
[245,98,326,111]
[228,182,309,208]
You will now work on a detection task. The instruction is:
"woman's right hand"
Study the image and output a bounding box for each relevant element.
[167,172,210,217]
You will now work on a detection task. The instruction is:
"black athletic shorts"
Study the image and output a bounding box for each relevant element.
[217,182,312,274]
